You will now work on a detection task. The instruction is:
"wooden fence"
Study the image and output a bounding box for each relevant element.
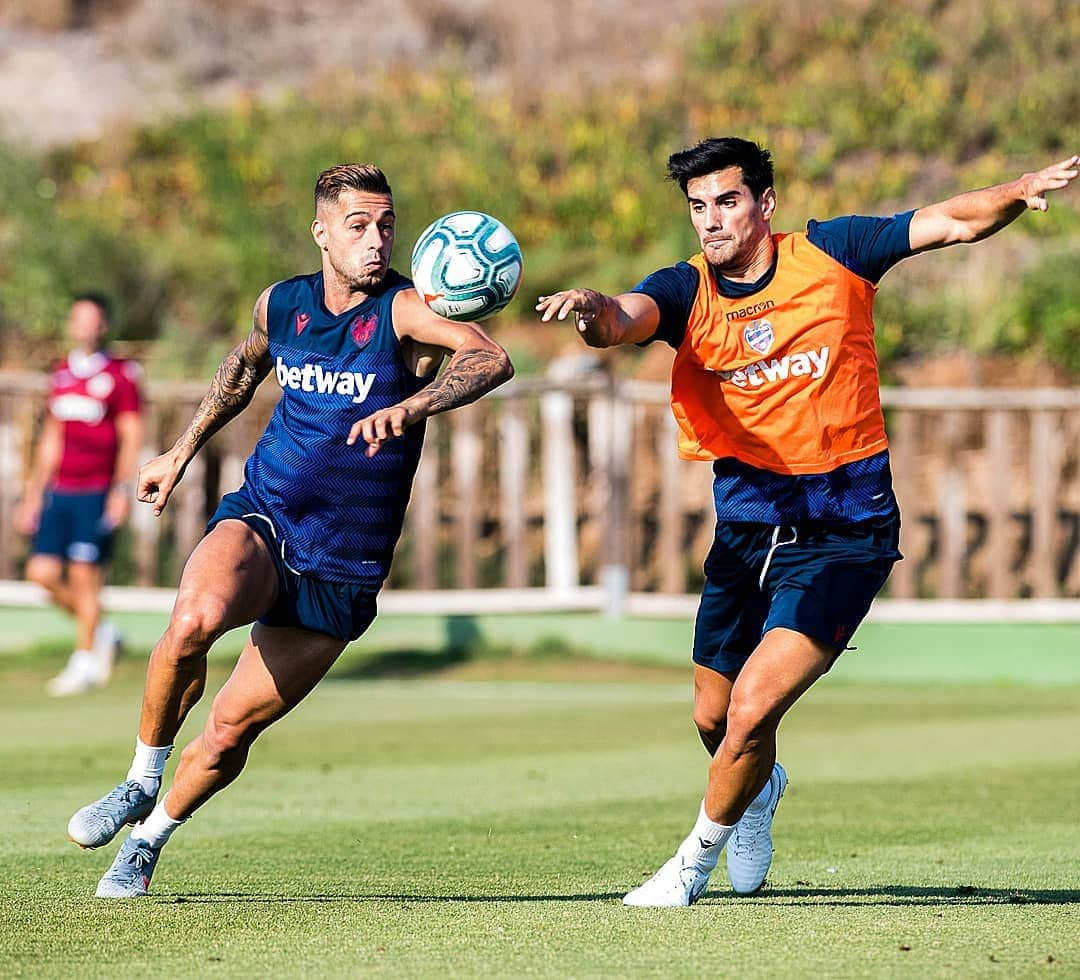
[1,369,1078,599]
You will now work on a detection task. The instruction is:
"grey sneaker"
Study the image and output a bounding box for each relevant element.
[96,835,162,898]
[727,762,787,895]
[68,780,156,849]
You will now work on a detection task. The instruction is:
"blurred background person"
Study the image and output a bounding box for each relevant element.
[15,293,144,696]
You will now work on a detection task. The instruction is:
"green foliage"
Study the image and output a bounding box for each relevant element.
[0,0,1076,375]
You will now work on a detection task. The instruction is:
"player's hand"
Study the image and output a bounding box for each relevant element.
[347,404,417,458]
[104,485,131,529]
[535,289,612,345]
[1016,154,1079,212]
[137,448,189,516]
[13,497,41,536]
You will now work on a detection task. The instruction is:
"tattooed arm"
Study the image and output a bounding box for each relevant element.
[347,289,514,457]
[138,287,274,515]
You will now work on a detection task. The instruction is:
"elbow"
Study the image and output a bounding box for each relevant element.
[495,348,515,386]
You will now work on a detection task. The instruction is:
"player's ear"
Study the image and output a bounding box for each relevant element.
[311,218,327,250]
[759,187,777,222]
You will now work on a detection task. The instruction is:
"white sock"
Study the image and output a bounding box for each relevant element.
[131,795,186,848]
[677,800,734,871]
[126,739,173,796]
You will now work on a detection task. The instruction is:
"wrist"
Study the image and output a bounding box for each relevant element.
[110,481,132,495]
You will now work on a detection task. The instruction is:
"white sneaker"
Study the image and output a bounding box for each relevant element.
[623,855,712,907]
[727,762,787,895]
[91,620,122,683]
[46,650,100,697]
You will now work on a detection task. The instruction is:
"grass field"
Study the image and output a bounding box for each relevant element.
[1,610,1078,978]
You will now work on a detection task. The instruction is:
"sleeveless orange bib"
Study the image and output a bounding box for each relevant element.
[670,233,888,474]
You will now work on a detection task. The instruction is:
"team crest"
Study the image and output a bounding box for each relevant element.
[295,312,311,336]
[350,313,378,348]
[744,318,774,355]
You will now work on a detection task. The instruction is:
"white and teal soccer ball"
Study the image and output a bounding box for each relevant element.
[410,211,523,321]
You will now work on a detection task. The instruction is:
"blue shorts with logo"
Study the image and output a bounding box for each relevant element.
[32,489,114,565]
[207,487,379,643]
[692,510,902,674]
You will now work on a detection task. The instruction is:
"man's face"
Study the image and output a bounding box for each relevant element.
[67,300,108,352]
[685,167,775,271]
[312,189,396,289]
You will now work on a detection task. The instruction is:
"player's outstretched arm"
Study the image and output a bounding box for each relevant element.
[909,154,1078,253]
[346,289,514,457]
[138,286,274,515]
[535,289,660,348]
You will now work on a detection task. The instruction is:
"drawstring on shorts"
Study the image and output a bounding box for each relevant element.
[759,525,799,590]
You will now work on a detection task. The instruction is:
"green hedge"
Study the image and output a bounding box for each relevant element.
[0,0,1076,377]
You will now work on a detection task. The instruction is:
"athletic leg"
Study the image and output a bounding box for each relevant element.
[25,554,77,614]
[66,561,104,654]
[692,664,737,755]
[69,520,279,848]
[704,627,831,822]
[96,624,346,898]
[625,628,832,907]
[138,520,280,746]
[166,623,346,818]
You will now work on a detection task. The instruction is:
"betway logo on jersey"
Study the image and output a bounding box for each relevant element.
[713,346,830,389]
[275,356,376,404]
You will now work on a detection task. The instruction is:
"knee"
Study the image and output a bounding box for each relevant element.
[193,713,256,770]
[26,560,60,590]
[722,694,777,760]
[165,597,230,659]
[693,702,727,743]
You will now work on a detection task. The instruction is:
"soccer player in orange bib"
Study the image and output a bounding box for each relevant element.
[537,138,1078,907]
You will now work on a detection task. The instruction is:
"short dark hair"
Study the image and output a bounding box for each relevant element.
[71,291,111,321]
[666,138,774,199]
[314,164,392,210]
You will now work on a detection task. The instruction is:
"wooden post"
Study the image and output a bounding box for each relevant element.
[0,406,20,580]
[938,412,967,598]
[498,399,529,588]
[541,388,578,594]
[1029,410,1061,598]
[657,408,683,593]
[600,388,632,614]
[451,407,481,589]
[411,418,440,589]
[171,453,206,582]
[888,408,917,598]
[984,409,1013,599]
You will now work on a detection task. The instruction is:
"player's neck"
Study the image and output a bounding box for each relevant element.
[322,269,374,315]
[712,233,776,284]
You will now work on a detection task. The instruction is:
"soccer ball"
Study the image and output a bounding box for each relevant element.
[410,211,523,321]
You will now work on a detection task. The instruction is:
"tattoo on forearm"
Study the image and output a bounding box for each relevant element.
[424,348,512,415]
[182,333,271,453]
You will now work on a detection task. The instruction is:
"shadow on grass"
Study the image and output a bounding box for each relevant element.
[158,886,1080,906]
[330,614,483,680]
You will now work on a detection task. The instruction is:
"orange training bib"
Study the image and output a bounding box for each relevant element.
[669,232,888,475]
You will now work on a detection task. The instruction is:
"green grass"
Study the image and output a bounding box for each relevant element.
[0,614,1078,977]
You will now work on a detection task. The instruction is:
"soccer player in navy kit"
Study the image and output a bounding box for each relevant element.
[539,140,1077,907]
[69,164,514,898]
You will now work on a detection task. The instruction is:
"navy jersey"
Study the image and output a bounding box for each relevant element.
[632,212,915,524]
[242,270,430,583]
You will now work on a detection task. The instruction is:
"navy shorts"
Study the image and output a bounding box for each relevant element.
[31,490,114,565]
[207,488,379,643]
[692,510,902,674]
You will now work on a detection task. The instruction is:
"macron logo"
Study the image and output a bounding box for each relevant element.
[275,356,376,404]
[716,345,830,389]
